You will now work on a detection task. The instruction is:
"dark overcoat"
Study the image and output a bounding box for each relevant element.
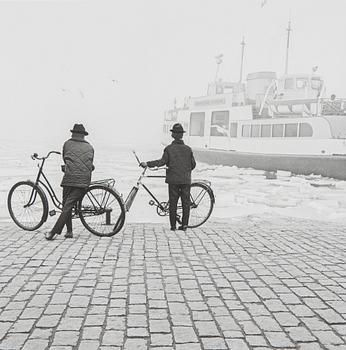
[61,138,94,188]
[147,139,196,184]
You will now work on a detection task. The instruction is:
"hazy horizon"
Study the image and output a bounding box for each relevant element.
[1,0,346,148]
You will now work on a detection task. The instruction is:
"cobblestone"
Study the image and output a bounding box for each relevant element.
[0,217,345,349]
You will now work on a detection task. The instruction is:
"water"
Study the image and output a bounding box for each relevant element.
[2,138,346,228]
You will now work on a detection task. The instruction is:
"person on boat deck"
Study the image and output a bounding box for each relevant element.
[140,123,196,231]
[46,124,95,241]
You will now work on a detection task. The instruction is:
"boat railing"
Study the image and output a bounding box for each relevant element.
[320,98,346,116]
[259,96,346,118]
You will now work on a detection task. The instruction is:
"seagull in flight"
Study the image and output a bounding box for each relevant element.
[261,0,267,8]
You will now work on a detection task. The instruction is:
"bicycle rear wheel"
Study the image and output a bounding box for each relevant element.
[8,181,48,231]
[79,185,126,237]
[177,182,214,228]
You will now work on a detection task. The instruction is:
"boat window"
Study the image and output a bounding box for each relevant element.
[299,123,313,137]
[311,77,322,90]
[272,124,284,137]
[210,111,229,136]
[242,125,250,137]
[285,123,298,137]
[296,78,308,89]
[284,78,295,90]
[261,124,271,137]
[251,124,260,137]
[230,123,238,138]
[189,112,205,136]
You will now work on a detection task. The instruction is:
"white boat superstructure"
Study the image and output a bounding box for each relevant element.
[162,21,346,179]
[163,72,346,154]
[162,71,346,178]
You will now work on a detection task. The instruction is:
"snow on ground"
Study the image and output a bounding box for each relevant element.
[1,140,346,225]
[196,163,346,223]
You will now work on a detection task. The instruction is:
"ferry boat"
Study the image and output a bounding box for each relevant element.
[162,26,346,180]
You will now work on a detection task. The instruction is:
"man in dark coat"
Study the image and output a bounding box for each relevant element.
[46,124,95,240]
[140,123,196,231]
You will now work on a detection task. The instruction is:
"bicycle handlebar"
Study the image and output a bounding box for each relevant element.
[148,166,168,171]
[132,150,167,171]
[31,151,61,161]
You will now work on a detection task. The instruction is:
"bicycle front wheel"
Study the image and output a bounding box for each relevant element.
[79,185,126,237]
[177,182,214,228]
[8,181,48,231]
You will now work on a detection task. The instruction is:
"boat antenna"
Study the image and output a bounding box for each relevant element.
[284,17,292,74]
[214,54,223,82]
[239,36,246,82]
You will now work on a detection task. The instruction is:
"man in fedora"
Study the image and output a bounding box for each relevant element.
[46,124,95,240]
[140,123,196,231]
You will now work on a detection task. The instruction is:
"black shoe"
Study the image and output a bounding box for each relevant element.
[64,232,73,238]
[178,225,187,231]
[170,227,176,231]
[45,232,56,241]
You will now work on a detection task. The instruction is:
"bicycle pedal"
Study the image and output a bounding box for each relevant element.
[49,210,56,217]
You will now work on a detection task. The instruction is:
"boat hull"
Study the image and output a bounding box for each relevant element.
[193,148,346,180]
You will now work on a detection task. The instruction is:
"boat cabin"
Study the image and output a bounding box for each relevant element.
[275,74,324,101]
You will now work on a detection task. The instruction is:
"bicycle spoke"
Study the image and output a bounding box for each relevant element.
[100,188,111,208]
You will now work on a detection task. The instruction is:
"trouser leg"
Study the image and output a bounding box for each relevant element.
[180,184,191,227]
[51,187,85,235]
[63,187,73,233]
[168,184,180,229]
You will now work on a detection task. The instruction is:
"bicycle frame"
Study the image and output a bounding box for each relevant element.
[29,152,63,211]
[37,164,62,210]
[30,152,119,220]
[142,174,168,214]
[124,166,167,213]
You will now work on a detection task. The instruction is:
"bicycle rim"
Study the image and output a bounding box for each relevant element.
[177,183,213,228]
[8,181,47,231]
[79,185,126,237]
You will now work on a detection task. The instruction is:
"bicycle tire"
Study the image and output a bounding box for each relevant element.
[8,181,48,231]
[176,182,214,228]
[79,185,126,237]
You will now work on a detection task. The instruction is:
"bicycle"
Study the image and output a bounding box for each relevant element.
[8,151,214,237]
[7,151,126,237]
[123,151,215,229]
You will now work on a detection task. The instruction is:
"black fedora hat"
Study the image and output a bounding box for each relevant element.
[70,123,88,136]
[170,123,185,133]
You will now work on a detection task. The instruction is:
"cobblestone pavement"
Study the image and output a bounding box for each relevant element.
[0,216,346,349]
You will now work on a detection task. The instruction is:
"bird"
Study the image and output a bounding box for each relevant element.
[261,0,267,8]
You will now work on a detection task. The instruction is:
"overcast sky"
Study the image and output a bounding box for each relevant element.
[1,0,346,148]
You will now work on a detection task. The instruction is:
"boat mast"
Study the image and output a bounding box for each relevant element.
[239,36,245,82]
[214,54,223,82]
[284,19,291,74]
